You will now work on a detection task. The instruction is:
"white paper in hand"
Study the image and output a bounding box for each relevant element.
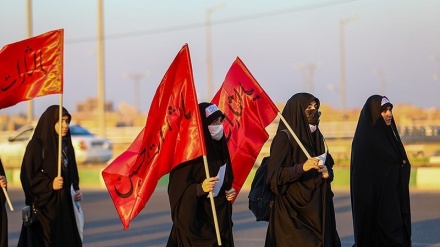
[316,141,329,166]
[71,185,84,242]
[210,163,226,198]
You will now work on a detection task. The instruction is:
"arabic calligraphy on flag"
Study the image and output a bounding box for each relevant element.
[102,44,206,230]
[0,29,64,109]
[212,57,278,198]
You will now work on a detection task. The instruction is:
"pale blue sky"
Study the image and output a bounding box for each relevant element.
[1,0,439,116]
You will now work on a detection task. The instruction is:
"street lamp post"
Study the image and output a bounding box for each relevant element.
[373,69,387,95]
[122,71,151,113]
[339,15,357,114]
[97,0,106,137]
[294,62,321,94]
[430,54,440,81]
[205,3,224,100]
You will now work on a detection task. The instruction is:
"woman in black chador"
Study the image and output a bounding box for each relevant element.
[265,93,340,247]
[18,105,83,247]
[167,102,236,247]
[0,159,8,247]
[350,95,411,247]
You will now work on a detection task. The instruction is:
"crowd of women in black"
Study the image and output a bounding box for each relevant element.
[0,93,412,247]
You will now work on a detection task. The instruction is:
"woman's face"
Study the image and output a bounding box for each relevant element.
[209,116,224,126]
[307,100,318,110]
[55,115,70,137]
[381,106,393,126]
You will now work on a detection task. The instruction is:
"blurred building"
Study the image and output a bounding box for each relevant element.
[76,97,114,113]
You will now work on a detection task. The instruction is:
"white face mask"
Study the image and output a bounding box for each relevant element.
[309,124,317,133]
[208,124,224,141]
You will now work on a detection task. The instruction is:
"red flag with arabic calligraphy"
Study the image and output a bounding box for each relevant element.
[0,29,63,109]
[102,44,206,230]
[211,57,278,198]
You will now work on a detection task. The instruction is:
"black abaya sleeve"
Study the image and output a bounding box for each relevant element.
[21,139,60,223]
[168,158,216,241]
[267,131,303,195]
[21,140,52,203]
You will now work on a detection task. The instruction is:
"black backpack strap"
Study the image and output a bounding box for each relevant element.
[280,129,295,170]
[281,129,291,142]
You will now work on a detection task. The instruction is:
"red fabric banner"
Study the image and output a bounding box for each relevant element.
[102,44,205,230]
[0,29,63,109]
[211,57,278,198]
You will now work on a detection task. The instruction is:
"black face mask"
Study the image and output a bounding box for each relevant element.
[305,108,321,125]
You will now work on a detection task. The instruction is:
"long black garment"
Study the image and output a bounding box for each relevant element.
[0,159,7,247]
[350,95,411,247]
[265,93,340,247]
[18,105,82,247]
[167,102,234,247]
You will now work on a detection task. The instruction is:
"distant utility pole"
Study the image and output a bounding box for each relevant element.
[205,3,224,100]
[294,62,320,94]
[339,14,357,112]
[122,71,151,113]
[430,54,440,81]
[26,0,33,122]
[97,0,106,137]
[373,69,387,95]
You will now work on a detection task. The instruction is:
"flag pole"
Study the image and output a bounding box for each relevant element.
[1,187,13,211]
[278,112,311,158]
[202,155,222,246]
[57,94,63,177]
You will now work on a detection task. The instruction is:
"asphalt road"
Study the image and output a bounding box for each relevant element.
[4,188,440,247]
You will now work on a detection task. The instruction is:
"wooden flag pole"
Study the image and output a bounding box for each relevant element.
[1,187,13,211]
[202,155,222,246]
[57,94,63,177]
[278,112,311,158]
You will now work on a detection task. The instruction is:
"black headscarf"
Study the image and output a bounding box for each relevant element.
[351,95,406,163]
[198,102,229,167]
[33,105,75,177]
[351,95,411,246]
[276,92,325,164]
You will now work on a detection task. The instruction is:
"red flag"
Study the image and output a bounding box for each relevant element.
[0,29,63,109]
[102,44,206,229]
[212,57,278,198]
